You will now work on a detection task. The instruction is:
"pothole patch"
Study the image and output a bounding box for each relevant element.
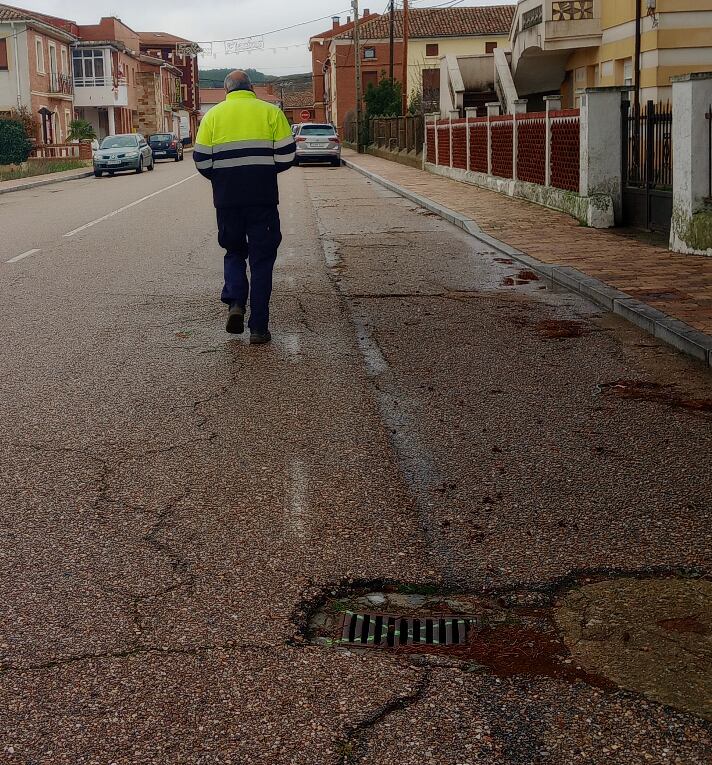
[596,379,712,413]
[303,574,712,721]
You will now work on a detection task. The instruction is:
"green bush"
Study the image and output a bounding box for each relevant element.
[67,119,96,141]
[364,73,402,118]
[0,119,32,164]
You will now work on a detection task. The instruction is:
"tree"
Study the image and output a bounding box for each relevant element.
[67,119,96,141]
[364,74,402,118]
[0,119,33,164]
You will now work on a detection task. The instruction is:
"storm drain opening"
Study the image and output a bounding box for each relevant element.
[340,612,476,648]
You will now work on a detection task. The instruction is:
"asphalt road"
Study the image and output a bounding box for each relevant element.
[0,158,710,764]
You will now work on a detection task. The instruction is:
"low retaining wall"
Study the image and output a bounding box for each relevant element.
[424,161,614,228]
[365,144,422,169]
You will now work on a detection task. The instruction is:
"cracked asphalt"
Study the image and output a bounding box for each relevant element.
[0,159,710,763]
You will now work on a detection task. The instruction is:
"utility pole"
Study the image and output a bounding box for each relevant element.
[353,0,363,151]
[389,0,394,82]
[401,0,409,115]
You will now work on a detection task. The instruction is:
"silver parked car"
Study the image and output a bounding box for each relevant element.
[294,123,341,167]
[93,134,155,177]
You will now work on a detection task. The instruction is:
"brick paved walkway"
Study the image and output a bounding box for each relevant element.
[342,150,712,336]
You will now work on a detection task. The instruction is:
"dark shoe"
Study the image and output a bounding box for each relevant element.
[249,330,272,345]
[225,303,245,334]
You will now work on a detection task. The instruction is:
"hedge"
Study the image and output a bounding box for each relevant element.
[0,119,33,165]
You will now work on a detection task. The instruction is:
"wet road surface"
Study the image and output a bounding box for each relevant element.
[0,160,710,763]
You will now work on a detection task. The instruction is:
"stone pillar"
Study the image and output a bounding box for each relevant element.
[512,99,527,181]
[107,106,116,136]
[448,109,458,169]
[485,102,500,176]
[579,87,629,224]
[670,72,712,256]
[465,107,478,172]
[544,95,562,187]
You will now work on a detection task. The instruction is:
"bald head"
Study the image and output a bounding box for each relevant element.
[224,70,253,94]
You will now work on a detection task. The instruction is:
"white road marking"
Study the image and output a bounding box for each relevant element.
[63,173,199,237]
[6,248,40,264]
[285,458,308,541]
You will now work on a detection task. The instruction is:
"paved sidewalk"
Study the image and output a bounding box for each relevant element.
[342,150,712,340]
[0,165,93,194]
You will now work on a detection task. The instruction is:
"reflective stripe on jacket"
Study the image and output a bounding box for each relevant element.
[194,90,296,208]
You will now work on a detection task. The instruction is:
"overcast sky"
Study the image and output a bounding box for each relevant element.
[29,0,514,75]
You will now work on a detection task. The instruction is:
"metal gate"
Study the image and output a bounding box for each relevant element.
[621,100,673,233]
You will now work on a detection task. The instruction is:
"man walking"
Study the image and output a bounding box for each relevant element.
[194,70,296,344]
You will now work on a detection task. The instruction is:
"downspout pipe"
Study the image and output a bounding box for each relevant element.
[634,0,641,112]
[11,22,22,109]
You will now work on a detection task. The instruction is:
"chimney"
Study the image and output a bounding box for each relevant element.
[332,16,340,29]
[346,16,351,24]
[364,8,370,15]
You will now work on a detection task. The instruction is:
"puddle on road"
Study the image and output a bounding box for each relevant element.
[303,574,712,721]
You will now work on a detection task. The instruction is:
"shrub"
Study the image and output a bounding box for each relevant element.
[67,119,96,141]
[364,73,402,118]
[12,106,36,140]
[0,119,32,164]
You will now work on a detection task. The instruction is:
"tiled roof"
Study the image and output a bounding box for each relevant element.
[200,86,280,106]
[335,6,515,40]
[0,3,76,35]
[139,31,196,46]
[310,12,379,41]
[200,88,225,104]
[282,86,312,109]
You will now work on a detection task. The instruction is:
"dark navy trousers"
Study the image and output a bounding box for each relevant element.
[216,205,282,332]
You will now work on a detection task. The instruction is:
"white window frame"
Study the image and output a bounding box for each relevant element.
[60,46,68,74]
[35,37,45,74]
[363,47,376,60]
[65,108,72,137]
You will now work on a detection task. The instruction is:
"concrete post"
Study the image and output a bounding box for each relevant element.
[670,73,712,256]
[512,99,527,181]
[544,95,562,187]
[448,109,458,169]
[107,106,116,136]
[486,102,499,176]
[579,87,629,224]
[430,113,439,166]
[465,107,478,172]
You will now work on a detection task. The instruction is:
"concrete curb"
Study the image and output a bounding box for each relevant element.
[0,169,94,195]
[342,155,712,369]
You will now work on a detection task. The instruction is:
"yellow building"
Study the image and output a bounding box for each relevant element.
[508,0,712,108]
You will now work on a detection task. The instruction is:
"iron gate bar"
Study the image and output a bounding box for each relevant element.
[621,99,673,233]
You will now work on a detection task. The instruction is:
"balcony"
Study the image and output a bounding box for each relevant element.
[73,76,128,108]
[511,0,601,96]
[48,73,73,96]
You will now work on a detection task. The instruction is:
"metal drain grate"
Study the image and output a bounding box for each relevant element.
[339,612,475,648]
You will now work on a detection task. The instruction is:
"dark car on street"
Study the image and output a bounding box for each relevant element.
[148,133,184,162]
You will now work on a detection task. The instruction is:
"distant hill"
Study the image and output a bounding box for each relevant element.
[199,68,312,88]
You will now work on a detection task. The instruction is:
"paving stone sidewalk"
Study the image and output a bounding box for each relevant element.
[342,149,712,338]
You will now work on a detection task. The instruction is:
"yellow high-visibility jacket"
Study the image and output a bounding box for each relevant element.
[194,90,296,208]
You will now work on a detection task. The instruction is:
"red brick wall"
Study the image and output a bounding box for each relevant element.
[436,122,450,166]
[516,116,546,186]
[451,120,467,169]
[550,113,580,192]
[490,118,513,179]
[333,39,403,134]
[469,121,488,173]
